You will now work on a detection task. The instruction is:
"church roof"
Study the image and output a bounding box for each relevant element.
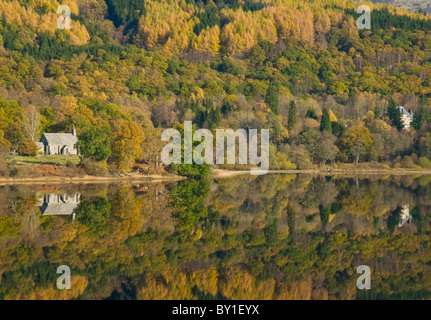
[41,133,77,146]
[40,202,79,216]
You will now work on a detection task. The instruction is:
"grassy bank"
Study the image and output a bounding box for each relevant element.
[9,155,81,166]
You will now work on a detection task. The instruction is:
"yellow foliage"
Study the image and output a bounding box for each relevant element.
[191,266,219,297]
[342,193,373,216]
[7,275,88,300]
[219,267,275,299]
[328,109,337,122]
[134,0,193,52]
[193,25,221,56]
[220,9,278,55]
[137,267,195,300]
[276,277,312,300]
[0,0,90,45]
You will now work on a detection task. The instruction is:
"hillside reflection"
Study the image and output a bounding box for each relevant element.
[0,174,430,300]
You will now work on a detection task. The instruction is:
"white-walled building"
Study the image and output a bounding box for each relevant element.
[397,106,414,129]
[38,127,78,155]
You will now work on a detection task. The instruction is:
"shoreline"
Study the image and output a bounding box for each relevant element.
[0,174,187,185]
[212,168,431,178]
[1,168,431,185]
[212,168,431,179]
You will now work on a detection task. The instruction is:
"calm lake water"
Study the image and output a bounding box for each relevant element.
[0,174,430,300]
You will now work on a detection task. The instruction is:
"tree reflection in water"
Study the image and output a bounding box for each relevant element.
[0,174,430,300]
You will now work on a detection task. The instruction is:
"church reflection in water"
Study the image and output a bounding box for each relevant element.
[36,193,81,221]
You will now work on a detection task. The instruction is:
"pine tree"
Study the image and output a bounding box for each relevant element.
[287,204,295,235]
[208,106,221,130]
[320,108,332,133]
[288,100,297,131]
[265,82,280,115]
[412,106,430,130]
[387,99,403,130]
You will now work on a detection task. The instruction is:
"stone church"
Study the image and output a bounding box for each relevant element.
[37,127,78,155]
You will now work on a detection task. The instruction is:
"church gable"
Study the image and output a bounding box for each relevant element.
[39,128,78,155]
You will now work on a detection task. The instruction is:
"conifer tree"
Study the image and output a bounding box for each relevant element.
[387,99,403,130]
[288,101,297,131]
[265,82,280,115]
[320,108,332,133]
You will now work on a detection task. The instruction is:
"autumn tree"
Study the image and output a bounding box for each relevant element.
[315,131,339,165]
[22,105,41,141]
[110,119,145,172]
[298,128,320,162]
[0,129,11,152]
[339,125,374,164]
[19,139,39,156]
[141,127,165,174]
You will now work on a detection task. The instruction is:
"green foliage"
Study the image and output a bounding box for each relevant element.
[412,106,430,130]
[331,121,345,138]
[105,0,146,28]
[170,179,210,234]
[319,205,331,227]
[126,73,164,100]
[10,155,80,166]
[248,45,266,66]
[287,101,297,132]
[171,162,212,179]
[0,215,20,239]
[298,128,320,161]
[78,127,112,161]
[388,99,404,130]
[264,82,280,115]
[193,5,219,34]
[0,0,431,173]
[76,197,111,235]
[81,158,109,176]
[166,123,212,179]
[387,207,401,234]
[417,157,431,168]
[264,219,278,246]
[0,262,58,299]
[320,109,332,133]
[1,175,431,299]
[287,204,295,235]
[305,108,318,120]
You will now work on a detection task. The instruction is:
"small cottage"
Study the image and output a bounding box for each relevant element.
[381,106,414,129]
[38,127,78,155]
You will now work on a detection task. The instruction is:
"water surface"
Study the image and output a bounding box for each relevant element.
[0,174,430,300]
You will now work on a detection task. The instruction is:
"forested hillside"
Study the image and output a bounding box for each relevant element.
[369,0,431,14]
[1,0,431,175]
